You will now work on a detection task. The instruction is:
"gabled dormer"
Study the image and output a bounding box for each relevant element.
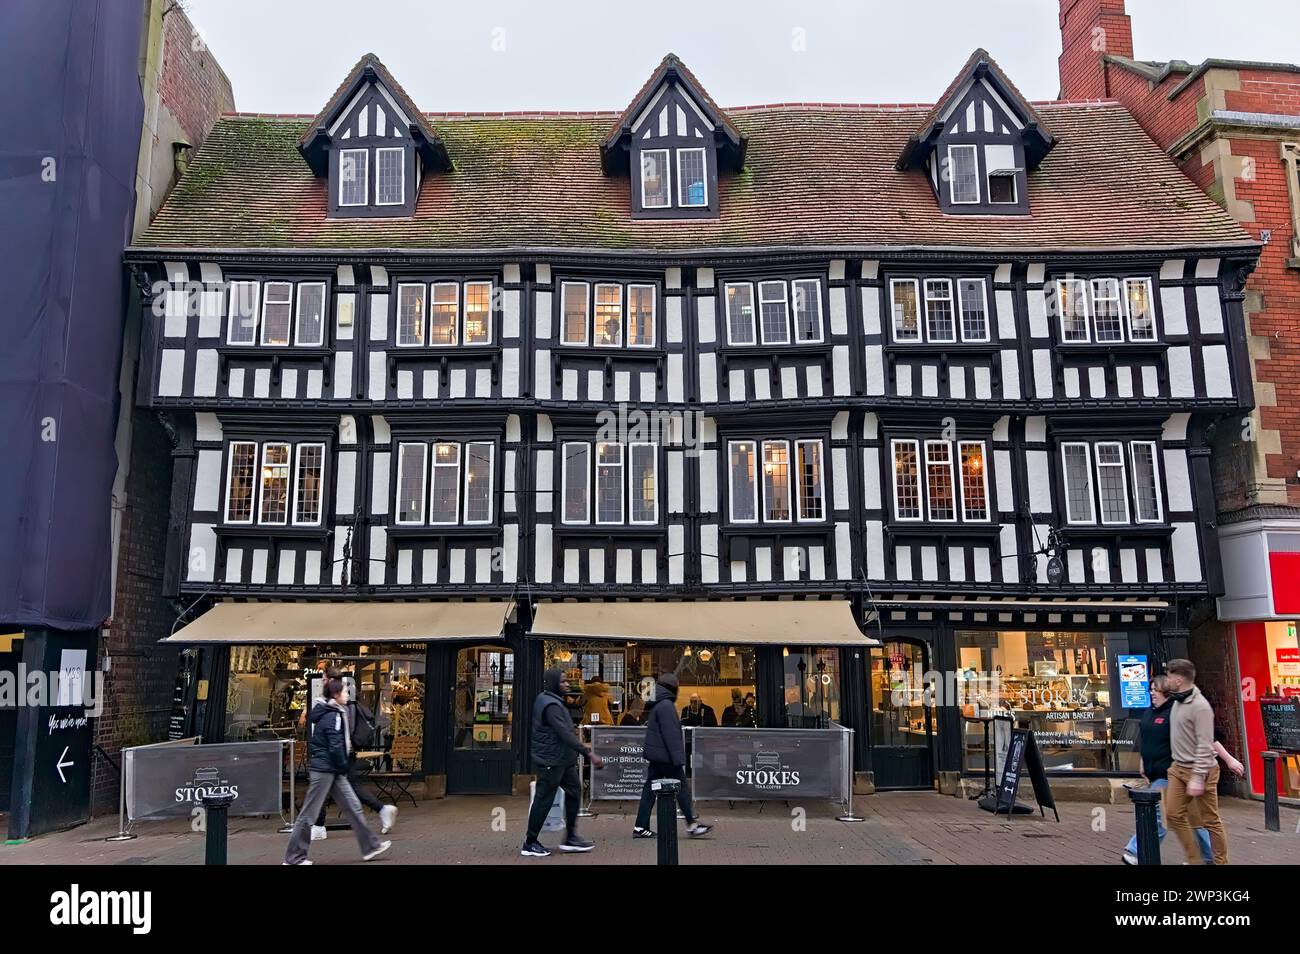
[601,54,746,220]
[897,49,1055,216]
[298,54,450,219]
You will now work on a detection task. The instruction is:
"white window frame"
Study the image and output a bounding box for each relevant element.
[293,281,327,347]
[1094,441,1131,525]
[374,146,405,206]
[462,280,494,346]
[628,442,659,525]
[923,278,956,344]
[394,442,429,526]
[560,281,590,347]
[427,442,462,527]
[1090,277,1125,343]
[760,439,793,523]
[758,280,791,345]
[957,277,990,343]
[923,439,957,522]
[561,441,591,525]
[1056,278,1091,343]
[947,144,980,204]
[259,281,293,347]
[427,281,459,348]
[957,440,990,522]
[594,442,625,525]
[226,280,260,346]
[891,439,923,522]
[794,438,825,523]
[338,148,368,207]
[727,439,759,525]
[1129,440,1164,524]
[256,441,292,526]
[463,441,495,525]
[640,148,671,209]
[724,282,757,346]
[291,442,326,526]
[1061,442,1096,525]
[792,278,824,344]
[676,147,708,208]
[223,440,258,524]
[890,278,921,342]
[593,283,624,348]
[396,282,426,348]
[626,283,657,348]
[1123,277,1158,342]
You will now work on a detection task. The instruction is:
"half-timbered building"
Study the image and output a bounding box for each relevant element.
[131,50,1258,796]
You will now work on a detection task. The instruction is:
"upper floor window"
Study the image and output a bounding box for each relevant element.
[891,438,989,523]
[395,280,493,347]
[561,441,658,525]
[641,150,671,209]
[727,438,825,524]
[890,277,988,343]
[224,440,325,526]
[677,148,707,207]
[560,281,656,348]
[1055,277,1157,344]
[985,144,1017,204]
[395,440,495,526]
[375,147,405,206]
[339,149,369,207]
[724,279,824,346]
[948,144,980,204]
[226,280,327,347]
[1060,440,1163,526]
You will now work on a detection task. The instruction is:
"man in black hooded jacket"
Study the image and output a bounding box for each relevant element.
[521,668,604,857]
[632,673,713,839]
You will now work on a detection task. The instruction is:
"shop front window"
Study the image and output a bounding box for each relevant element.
[453,646,513,749]
[782,648,841,727]
[955,630,1140,774]
[224,643,426,772]
[543,640,757,729]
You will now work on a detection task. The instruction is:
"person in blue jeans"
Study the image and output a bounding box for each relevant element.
[1124,676,1212,864]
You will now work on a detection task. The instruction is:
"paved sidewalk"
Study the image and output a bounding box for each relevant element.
[2,792,1296,865]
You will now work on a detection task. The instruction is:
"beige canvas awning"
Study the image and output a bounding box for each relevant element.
[164,600,515,644]
[530,599,878,646]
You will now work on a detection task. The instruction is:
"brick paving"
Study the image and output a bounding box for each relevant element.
[2,791,1297,865]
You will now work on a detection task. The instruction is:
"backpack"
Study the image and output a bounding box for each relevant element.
[351,702,377,750]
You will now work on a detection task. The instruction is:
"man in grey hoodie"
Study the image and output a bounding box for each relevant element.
[1163,658,1228,865]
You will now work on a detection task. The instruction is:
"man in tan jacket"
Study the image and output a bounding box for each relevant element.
[1163,658,1228,864]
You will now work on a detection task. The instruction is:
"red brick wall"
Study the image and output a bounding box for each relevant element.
[92,410,178,814]
[158,6,234,149]
[1058,0,1133,100]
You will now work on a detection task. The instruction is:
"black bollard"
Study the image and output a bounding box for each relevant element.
[653,778,680,866]
[1262,750,1280,833]
[201,794,234,866]
[1128,787,1162,865]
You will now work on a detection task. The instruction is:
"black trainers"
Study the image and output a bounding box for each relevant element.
[520,840,551,857]
[632,826,656,839]
[557,833,595,852]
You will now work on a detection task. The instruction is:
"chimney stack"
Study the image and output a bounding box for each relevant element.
[1058,0,1134,100]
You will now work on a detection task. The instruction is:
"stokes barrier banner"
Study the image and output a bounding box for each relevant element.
[690,726,847,801]
[124,741,283,822]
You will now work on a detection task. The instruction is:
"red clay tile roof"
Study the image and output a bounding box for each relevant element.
[134,100,1254,254]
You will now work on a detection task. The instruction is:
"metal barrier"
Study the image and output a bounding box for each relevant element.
[107,737,295,841]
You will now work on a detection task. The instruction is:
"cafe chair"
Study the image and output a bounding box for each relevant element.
[369,735,422,808]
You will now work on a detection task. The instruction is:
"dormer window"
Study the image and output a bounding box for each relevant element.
[641,151,671,208]
[339,149,368,207]
[948,145,980,204]
[677,148,707,207]
[375,147,405,205]
[986,144,1018,204]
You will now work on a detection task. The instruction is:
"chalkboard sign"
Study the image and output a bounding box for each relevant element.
[1260,696,1300,753]
[994,728,1059,822]
[589,727,650,800]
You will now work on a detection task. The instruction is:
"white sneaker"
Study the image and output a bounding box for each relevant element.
[380,804,398,834]
[282,859,313,865]
[363,840,392,862]
[310,825,328,842]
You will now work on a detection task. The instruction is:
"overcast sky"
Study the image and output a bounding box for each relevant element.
[182,0,1300,114]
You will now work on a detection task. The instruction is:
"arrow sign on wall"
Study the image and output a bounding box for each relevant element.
[56,746,74,783]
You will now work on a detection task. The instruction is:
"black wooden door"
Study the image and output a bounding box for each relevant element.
[869,639,935,790]
[0,638,22,812]
[447,646,515,794]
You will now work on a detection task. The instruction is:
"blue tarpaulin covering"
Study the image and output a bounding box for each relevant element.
[0,0,145,630]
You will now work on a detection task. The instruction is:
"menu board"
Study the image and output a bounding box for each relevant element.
[588,727,649,800]
[1118,654,1151,709]
[1260,695,1300,753]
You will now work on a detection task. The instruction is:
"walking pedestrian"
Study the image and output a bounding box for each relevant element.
[284,676,391,865]
[520,668,604,857]
[312,694,398,838]
[632,673,713,840]
[1163,658,1229,865]
[1121,675,1212,864]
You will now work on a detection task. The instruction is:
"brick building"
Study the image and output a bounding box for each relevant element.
[1059,0,1300,798]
